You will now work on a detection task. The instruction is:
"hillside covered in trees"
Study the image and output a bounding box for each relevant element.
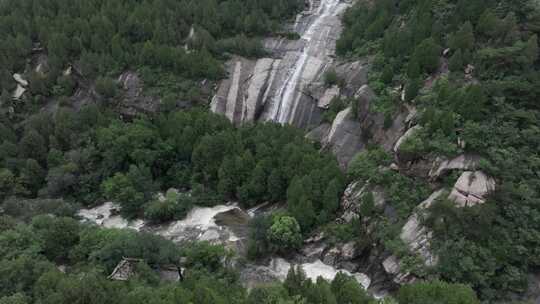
[334,0,540,302]
[2,0,540,303]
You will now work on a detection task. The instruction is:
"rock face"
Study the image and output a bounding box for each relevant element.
[340,181,386,222]
[393,125,422,162]
[429,154,482,179]
[382,255,416,285]
[12,73,28,100]
[318,85,340,108]
[400,190,446,268]
[212,0,352,128]
[322,107,365,168]
[117,71,160,115]
[448,171,496,207]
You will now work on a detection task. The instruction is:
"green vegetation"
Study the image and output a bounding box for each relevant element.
[339,0,540,301]
[1,107,343,225]
[397,281,480,304]
[0,210,381,304]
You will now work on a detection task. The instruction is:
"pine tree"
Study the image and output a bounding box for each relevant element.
[449,22,475,51]
[477,9,500,39]
[267,169,285,202]
[323,179,341,217]
[523,34,539,66]
[449,49,464,72]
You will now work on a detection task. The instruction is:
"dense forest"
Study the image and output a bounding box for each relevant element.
[2,0,540,302]
[337,0,540,301]
[0,211,482,304]
[0,0,303,104]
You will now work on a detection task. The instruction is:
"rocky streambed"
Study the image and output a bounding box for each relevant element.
[78,202,372,292]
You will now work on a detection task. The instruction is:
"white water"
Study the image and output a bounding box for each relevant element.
[157,204,240,242]
[79,202,371,290]
[78,202,242,243]
[272,0,347,124]
[269,258,371,290]
[78,202,145,231]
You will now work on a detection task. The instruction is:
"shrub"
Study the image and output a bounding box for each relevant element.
[268,215,302,253]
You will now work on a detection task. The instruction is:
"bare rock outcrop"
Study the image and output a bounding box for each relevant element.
[211,0,351,129]
[400,190,445,268]
[429,154,482,179]
[117,71,160,115]
[448,171,496,207]
[322,107,365,169]
[382,255,416,285]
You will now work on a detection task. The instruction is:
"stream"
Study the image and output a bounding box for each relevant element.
[78,202,371,290]
[78,0,371,293]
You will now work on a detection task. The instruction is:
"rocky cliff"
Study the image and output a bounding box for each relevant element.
[211,0,354,129]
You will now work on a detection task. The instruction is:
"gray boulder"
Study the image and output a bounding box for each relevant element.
[448,171,496,207]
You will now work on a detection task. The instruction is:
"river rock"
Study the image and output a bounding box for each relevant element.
[341,242,359,260]
[12,84,26,100]
[340,182,386,221]
[448,171,496,207]
[323,247,341,266]
[354,85,376,121]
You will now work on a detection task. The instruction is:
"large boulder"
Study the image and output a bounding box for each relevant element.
[322,107,364,169]
[382,255,416,285]
[318,85,340,109]
[393,125,422,163]
[429,154,482,179]
[335,60,369,95]
[400,189,445,267]
[448,171,496,207]
[306,123,331,143]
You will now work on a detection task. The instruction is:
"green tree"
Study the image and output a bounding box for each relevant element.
[95,77,118,98]
[20,129,48,163]
[477,10,501,39]
[413,38,441,73]
[331,272,371,304]
[0,169,14,200]
[31,216,80,261]
[449,22,475,51]
[449,49,464,72]
[397,281,480,304]
[268,215,302,253]
[405,78,421,102]
[0,293,28,304]
[102,172,144,218]
[322,179,341,219]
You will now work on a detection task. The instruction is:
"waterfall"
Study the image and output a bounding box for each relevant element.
[271,0,345,124]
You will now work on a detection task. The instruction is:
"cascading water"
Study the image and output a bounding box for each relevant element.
[272,0,347,124]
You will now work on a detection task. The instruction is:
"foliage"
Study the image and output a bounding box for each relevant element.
[268,215,302,253]
[338,0,540,300]
[397,281,480,304]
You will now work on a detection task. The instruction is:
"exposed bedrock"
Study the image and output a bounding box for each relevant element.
[314,84,415,169]
[212,0,355,129]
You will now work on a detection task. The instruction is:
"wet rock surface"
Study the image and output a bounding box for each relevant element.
[212,0,352,129]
